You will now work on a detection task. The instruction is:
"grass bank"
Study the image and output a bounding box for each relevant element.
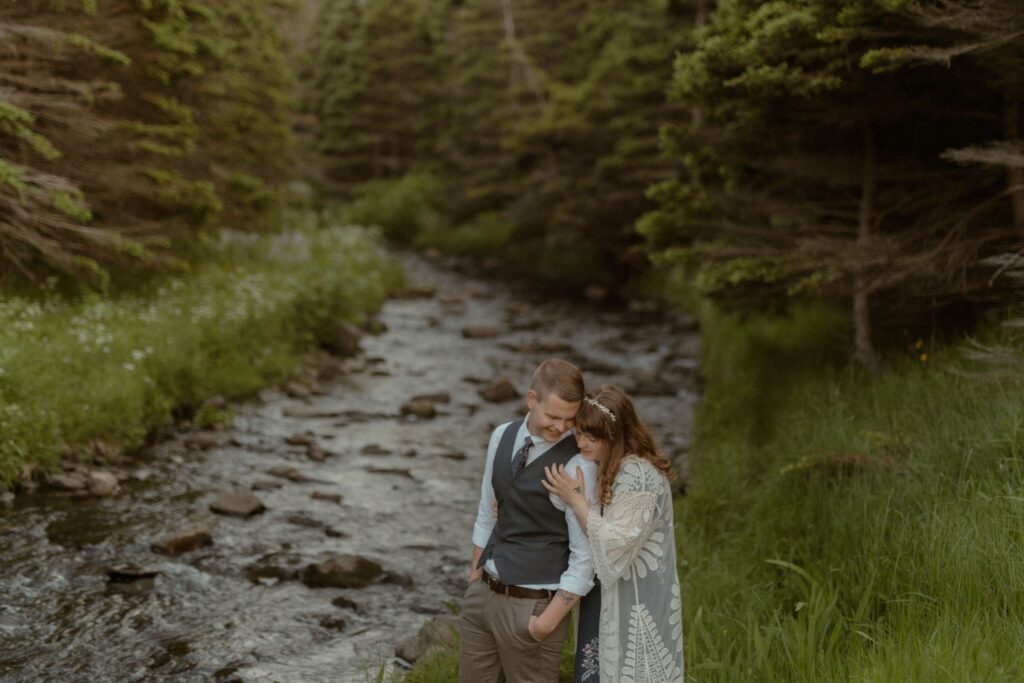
[0,221,402,487]
[682,305,1024,681]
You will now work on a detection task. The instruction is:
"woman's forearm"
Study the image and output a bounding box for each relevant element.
[570,497,591,532]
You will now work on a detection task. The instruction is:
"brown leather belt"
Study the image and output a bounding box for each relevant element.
[481,570,555,600]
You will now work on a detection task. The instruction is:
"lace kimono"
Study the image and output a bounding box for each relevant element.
[586,456,684,683]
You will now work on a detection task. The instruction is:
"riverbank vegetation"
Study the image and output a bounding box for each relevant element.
[678,305,1024,681]
[0,222,401,487]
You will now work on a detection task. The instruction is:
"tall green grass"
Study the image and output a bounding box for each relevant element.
[0,221,402,486]
[682,305,1024,681]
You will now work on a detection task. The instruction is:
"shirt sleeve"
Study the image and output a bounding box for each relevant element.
[556,455,597,596]
[471,423,507,548]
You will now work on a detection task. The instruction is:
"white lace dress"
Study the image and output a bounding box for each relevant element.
[586,456,684,683]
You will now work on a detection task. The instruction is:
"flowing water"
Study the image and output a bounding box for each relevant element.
[0,254,699,682]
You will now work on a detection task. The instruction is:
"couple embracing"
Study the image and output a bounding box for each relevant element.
[458,359,684,683]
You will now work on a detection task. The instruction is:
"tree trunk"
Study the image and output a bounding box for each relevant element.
[1004,98,1024,235]
[500,0,546,108]
[690,0,710,127]
[854,122,880,372]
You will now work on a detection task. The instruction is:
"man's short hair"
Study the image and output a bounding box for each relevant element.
[529,358,584,403]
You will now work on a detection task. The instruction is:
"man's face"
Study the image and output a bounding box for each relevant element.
[526,389,580,442]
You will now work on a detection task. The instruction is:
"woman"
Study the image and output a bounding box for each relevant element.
[542,385,684,683]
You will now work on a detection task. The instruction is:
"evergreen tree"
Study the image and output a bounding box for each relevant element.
[0,0,296,287]
[310,0,441,191]
[643,0,1012,366]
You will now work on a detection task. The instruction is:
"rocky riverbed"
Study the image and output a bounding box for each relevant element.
[0,253,699,682]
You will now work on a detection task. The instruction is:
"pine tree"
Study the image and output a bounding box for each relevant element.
[311,0,441,191]
[644,0,1012,366]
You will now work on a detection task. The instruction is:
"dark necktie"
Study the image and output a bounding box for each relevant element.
[512,437,533,479]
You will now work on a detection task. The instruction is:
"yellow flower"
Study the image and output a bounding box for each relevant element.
[914,339,924,350]
[920,353,928,362]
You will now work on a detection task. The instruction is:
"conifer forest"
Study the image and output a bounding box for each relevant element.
[2,1,1024,681]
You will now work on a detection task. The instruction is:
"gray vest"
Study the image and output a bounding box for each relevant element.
[477,420,578,585]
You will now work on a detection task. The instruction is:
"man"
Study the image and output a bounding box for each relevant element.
[459,358,598,682]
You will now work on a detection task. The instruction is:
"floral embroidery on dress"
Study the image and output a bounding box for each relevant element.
[579,636,600,680]
[588,456,685,682]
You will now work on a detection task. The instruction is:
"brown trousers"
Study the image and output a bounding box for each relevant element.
[458,578,569,683]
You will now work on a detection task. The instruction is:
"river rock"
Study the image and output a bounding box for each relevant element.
[382,570,414,587]
[307,446,328,462]
[360,444,391,456]
[209,491,266,518]
[88,471,119,497]
[285,433,315,447]
[302,555,384,589]
[366,466,414,479]
[311,491,342,504]
[395,615,460,664]
[332,595,362,612]
[319,616,347,631]
[461,325,499,339]
[252,480,283,491]
[410,391,451,404]
[285,381,311,399]
[322,321,362,357]
[478,378,519,403]
[440,450,467,461]
[268,466,314,483]
[0,491,14,509]
[245,553,302,585]
[47,472,87,491]
[286,513,328,529]
[393,285,437,299]
[152,527,213,555]
[184,433,219,451]
[106,563,159,583]
[400,398,437,419]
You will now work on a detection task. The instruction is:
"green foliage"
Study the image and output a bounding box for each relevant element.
[646,0,1017,355]
[334,171,445,244]
[309,0,696,290]
[0,223,402,486]
[0,0,296,285]
[681,306,1024,681]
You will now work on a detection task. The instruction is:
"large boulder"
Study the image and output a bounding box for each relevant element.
[301,555,384,589]
[395,615,460,663]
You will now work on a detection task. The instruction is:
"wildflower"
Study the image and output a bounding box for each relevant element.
[920,353,928,362]
[123,362,135,371]
[914,339,924,350]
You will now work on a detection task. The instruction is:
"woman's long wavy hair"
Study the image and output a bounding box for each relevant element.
[572,385,675,506]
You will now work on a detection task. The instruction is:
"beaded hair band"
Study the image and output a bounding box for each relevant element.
[585,397,616,422]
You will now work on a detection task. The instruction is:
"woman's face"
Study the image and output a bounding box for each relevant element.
[576,431,609,462]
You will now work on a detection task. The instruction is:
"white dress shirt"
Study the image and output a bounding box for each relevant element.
[471,417,597,596]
